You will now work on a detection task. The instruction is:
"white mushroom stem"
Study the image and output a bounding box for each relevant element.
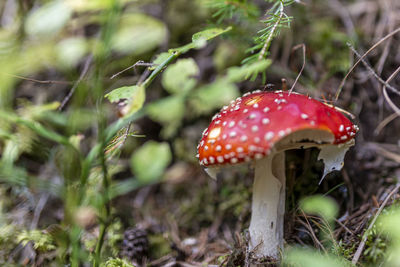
[247,136,353,261]
[249,151,285,260]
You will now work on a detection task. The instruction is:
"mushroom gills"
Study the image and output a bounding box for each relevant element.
[275,129,353,184]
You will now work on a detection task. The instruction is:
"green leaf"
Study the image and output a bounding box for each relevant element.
[103,258,136,267]
[146,95,185,138]
[111,14,167,55]
[56,37,88,68]
[283,248,351,267]
[300,195,338,222]
[131,141,172,183]
[105,86,138,103]
[378,207,400,241]
[25,1,72,38]
[170,26,232,54]
[17,230,56,252]
[0,110,70,146]
[189,79,240,114]
[192,26,233,43]
[161,58,199,94]
[105,85,145,116]
[226,59,271,82]
[66,0,134,11]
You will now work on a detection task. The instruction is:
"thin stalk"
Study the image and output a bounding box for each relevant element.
[141,51,180,88]
[92,115,111,267]
[258,2,283,60]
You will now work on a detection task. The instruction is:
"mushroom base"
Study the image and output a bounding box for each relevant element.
[249,152,286,260]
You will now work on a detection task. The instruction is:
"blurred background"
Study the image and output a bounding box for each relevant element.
[0,0,400,266]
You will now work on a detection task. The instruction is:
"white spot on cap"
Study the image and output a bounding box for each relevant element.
[240,136,248,142]
[209,127,221,139]
[208,139,215,144]
[209,157,215,164]
[340,135,347,140]
[264,132,274,141]
[223,121,227,126]
[217,156,224,163]
[301,113,308,119]
[215,120,221,124]
[253,103,259,108]
[251,125,259,132]
[216,145,222,151]
[243,92,251,97]
[249,114,256,119]
[234,106,240,111]
[263,107,270,113]
[228,121,235,128]
[274,99,287,104]
[231,158,238,164]
[310,121,316,126]
[237,147,244,153]
[204,145,209,151]
[243,109,248,113]
[278,130,285,137]
[349,132,355,136]
[203,158,208,164]
[254,137,260,143]
[229,131,237,138]
[346,126,351,131]
[249,145,257,151]
[339,125,344,132]
[226,144,232,150]
[196,154,199,158]
[262,118,270,125]
[222,134,227,139]
[200,140,204,146]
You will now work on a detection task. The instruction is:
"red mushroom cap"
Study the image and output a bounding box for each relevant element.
[197,90,358,167]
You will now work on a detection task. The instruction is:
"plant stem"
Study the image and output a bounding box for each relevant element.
[141,51,180,89]
[93,223,108,267]
[258,2,283,60]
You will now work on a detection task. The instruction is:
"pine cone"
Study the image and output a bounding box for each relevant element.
[120,228,149,264]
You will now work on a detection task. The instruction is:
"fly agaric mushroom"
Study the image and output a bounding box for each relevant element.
[197,90,358,261]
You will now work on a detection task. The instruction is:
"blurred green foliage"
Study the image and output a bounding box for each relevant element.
[17,230,57,252]
[0,0,394,266]
[131,141,172,183]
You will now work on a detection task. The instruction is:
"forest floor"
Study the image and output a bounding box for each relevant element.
[1,0,400,266]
